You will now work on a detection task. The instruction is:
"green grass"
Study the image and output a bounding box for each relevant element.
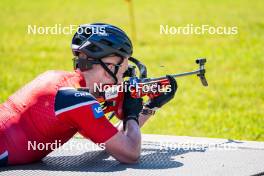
[0,0,263,141]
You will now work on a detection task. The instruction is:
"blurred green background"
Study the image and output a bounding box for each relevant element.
[0,0,263,140]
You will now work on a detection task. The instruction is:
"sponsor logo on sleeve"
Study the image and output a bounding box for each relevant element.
[91,103,104,119]
[74,92,90,97]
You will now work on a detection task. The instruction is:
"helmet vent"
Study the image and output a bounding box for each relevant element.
[87,44,102,52]
[119,48,126,53]
[100,39,113,46]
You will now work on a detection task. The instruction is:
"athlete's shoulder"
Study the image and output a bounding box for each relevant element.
[39,70,73,79]
[35,70,79,87]
[55,87,98,116]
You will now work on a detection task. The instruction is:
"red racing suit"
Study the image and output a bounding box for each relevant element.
[0,70,118,165]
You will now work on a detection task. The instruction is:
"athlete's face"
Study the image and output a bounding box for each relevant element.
[79,52,128,86]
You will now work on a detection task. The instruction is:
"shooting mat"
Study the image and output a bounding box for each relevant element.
[1,134,264,176]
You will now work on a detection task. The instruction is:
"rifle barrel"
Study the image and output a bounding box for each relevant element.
[146,69,202,82]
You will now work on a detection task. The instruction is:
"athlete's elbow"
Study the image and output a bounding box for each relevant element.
[129,155,140,164]
[118,152,141,164]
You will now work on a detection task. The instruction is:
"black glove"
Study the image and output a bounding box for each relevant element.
[123,89,143,126]
[145,75,177,109]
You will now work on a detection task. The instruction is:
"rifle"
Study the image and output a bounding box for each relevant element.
[92,57,208,120]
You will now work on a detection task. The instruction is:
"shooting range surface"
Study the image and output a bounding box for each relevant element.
[0,0,263,140]
[1,134,264,176]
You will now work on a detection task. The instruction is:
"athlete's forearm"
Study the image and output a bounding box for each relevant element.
[125,120,141,153]
[109,111,153,163]
[112,120,141,162]
[105,120,141,164]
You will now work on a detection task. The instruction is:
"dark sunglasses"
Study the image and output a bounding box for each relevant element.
[73,57,122,71]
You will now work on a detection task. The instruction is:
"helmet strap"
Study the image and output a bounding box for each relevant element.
[98,57,124,84]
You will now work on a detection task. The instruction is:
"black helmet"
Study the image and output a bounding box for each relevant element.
[71,23,133,84]
[71,23,133,59]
